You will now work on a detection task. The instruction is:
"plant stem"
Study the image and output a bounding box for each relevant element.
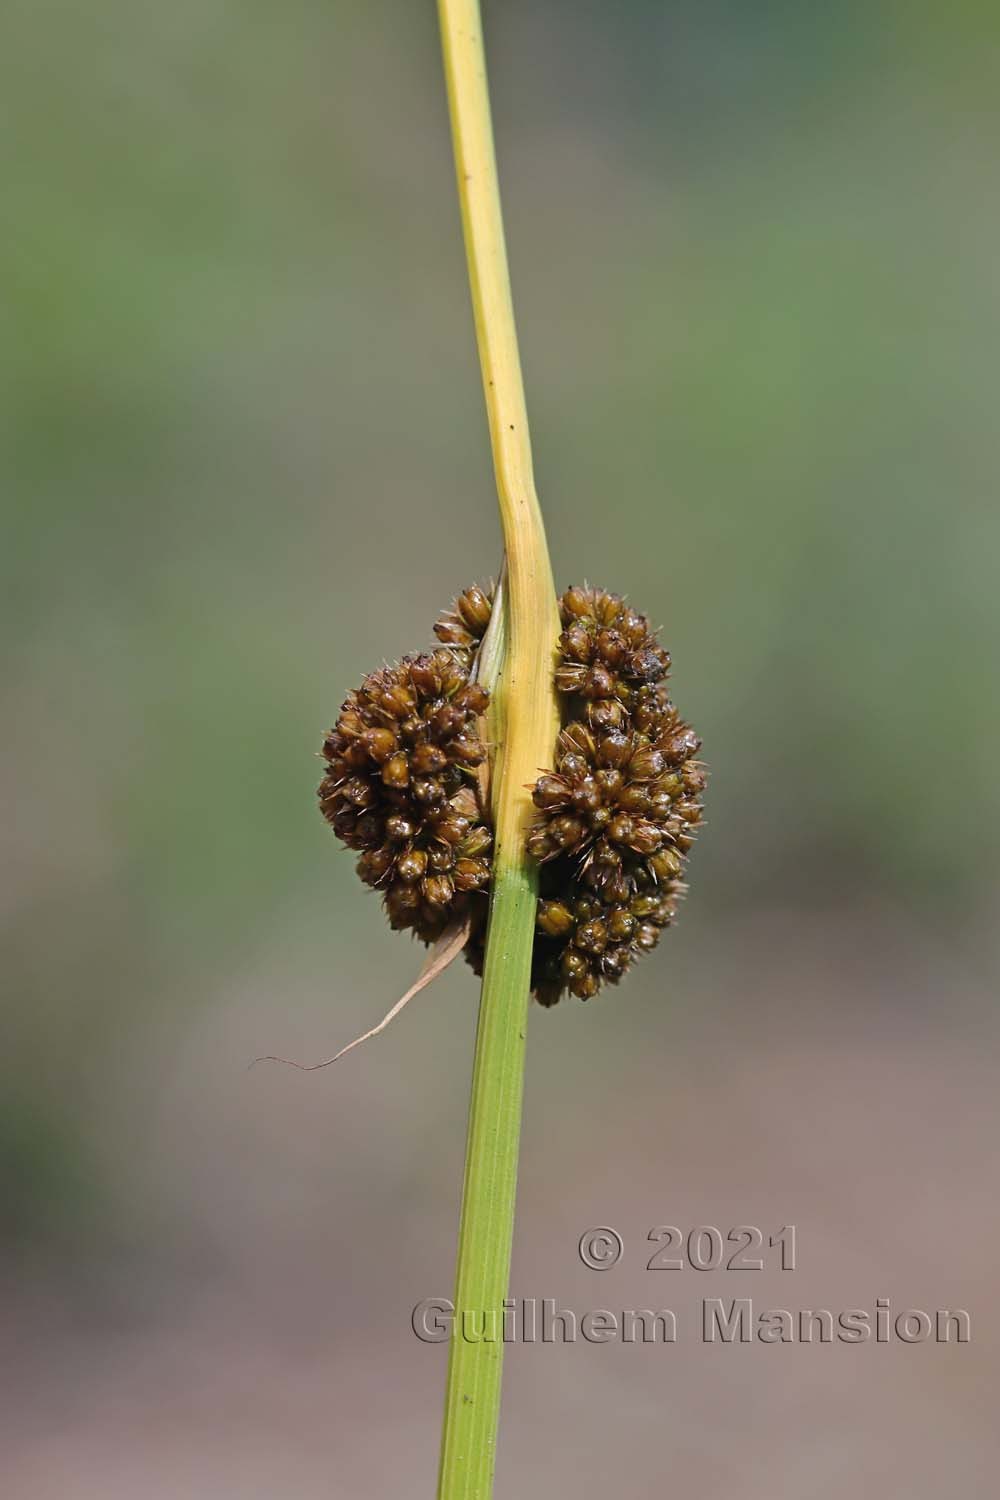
[436,3,560,1496]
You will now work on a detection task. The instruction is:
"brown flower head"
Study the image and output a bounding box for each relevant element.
[319,649,493,945]
[554,586,671,708]
[525,587,705,1005]
[318,581,702,1008]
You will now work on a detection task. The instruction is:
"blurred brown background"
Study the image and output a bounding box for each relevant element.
[3,2,998,1495]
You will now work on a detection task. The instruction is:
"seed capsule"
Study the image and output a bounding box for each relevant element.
[533,775,570,811]
[574,919,608,954]
[450,735,486,766]
[410,743,448,776]
[360,727,398,764]
[454,683,489,716]
[459,826,492,858]
[380,684,415,719]
[628,747,665,781]
[357,847,393,886]
[382,753,410,788]
[537,901,575,938]
[412,778,444,806]
[571,972,600,1000]
[395,848,427,884]
[453,858,490,891]
[434,582,496,649]
[422,874,455,908]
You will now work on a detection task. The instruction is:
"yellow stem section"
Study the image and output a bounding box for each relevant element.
[438,0,561,851]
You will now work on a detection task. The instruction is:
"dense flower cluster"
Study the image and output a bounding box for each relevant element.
[528,588,704,1005]
[318,649,493,946]
[317,582,703,1006]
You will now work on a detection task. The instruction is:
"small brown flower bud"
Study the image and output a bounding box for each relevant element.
[647,848,683,881]
[607,908,637,942]
[342,777,377,809]
[434,583,495,648]
[412,778,445,806]
[449,786,481,820]
[596,629,626,667]
[661,727,701,762]
[597,733,631,768]
[626,820,662,855]
[527,827,560,861]
[583,663,615,700]
[628,746,665,781]
[532,775,569,811]
[435,813,470,846]
[557,752,589,781]
[449,734,486,766]
[341,818,375,857]
[600,949,628,980]
[562,585,593,619]
[537,901,575,938]
[381,752,410,788]
[559,723,596,760]
[675,799,702,824]
[616,785,652,815]
[453,858,490,891]
[607,814,635,845]
[555,662,588,694]
[683,764,707,794]
[410,742,447,776]
[570,971,600,1000]
[587,700,628,731]
[459,826,492,858]
[395,848,427,884]
[386,884,421,919]
[631,895,662,919]
[357,848,393,886]
[457,585,493,634]
[563,622,594,662]
[574,919,608,954]
[360,727,398,764]
[385,812,418,842]
[380,683,416,719]
[550,814,586,850]
[561,950,588,979]
[422,874,455,908]
[335,710,365,742]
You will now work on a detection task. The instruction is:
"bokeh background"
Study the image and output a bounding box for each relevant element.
[4,2,999,1495]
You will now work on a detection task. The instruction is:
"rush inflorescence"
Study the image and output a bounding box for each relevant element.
[318,584,704,1005]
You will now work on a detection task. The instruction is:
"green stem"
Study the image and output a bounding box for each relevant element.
[436,856,537,1497]
[436,3,560,1496]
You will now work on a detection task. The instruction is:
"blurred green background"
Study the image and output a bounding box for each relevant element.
[3,2,998,1495]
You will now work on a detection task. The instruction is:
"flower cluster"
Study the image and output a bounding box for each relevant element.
[527,588,704,1004]
[318,649,493,946]
[317,582,703,1006]
[433,583,494,652]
